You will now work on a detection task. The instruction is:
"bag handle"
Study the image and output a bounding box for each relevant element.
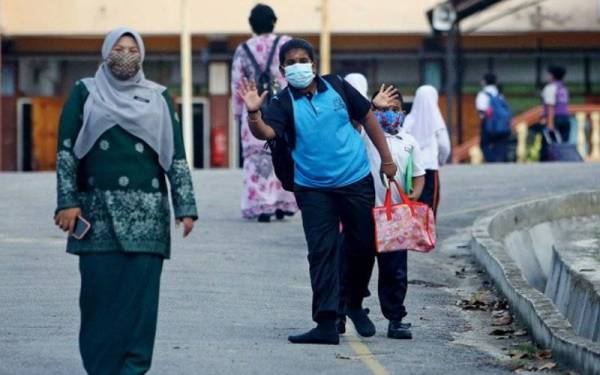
[383,179,414,221]
[543,128,562,144]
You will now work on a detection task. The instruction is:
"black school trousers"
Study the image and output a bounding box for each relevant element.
[295,174,408,322]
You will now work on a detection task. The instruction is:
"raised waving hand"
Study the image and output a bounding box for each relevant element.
[372,84,399,109]
[237,77,268,112]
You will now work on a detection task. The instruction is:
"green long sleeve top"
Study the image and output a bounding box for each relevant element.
[56,80,198,259]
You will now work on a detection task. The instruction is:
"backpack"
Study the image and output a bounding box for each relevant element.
[266,75,352,191]
[484,92,512,137]
[242,36,281,103]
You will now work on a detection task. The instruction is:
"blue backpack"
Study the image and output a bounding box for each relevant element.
[484,93,512,137]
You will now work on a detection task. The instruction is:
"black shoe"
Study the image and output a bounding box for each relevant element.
[347,308,376,337]
[336,316,346,334]
[275,209,295,220]
[387,320,412,339]
[257,214,271,223]
[288,322,339,345]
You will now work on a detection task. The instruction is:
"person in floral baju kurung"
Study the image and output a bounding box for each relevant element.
[231,3,298,222]
[54,28,197,375]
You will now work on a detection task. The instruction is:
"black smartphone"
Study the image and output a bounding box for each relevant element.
[71,215,91,240]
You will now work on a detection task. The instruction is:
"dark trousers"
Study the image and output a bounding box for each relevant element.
[373,251,408,321]
[79,253,163,375]
[554,114,571,143]
[481,121,511,163]
[294,175,376,323]
[338,236,408,321]
[418,170,440,217]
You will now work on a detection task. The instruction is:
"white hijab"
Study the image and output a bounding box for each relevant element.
[344,73,369,99]
[403,85,446,148]
[73,27,174,171]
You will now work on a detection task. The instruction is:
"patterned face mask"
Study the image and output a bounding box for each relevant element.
[375,110,405,134]
[107,51,142,80]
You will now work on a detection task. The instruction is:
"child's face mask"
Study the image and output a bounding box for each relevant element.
[375,110,405,134]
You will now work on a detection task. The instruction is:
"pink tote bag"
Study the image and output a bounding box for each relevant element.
[372,181,436,253]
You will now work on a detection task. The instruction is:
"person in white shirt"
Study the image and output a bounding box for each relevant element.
[476,73,510,162]
[363,91,426,204]
[403,85,450,217]
[343,77,425,340]
[541,66,570,143]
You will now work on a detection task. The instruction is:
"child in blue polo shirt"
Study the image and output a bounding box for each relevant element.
[237,39,398,345]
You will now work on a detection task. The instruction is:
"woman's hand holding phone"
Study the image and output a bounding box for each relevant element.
[54,207,82,234]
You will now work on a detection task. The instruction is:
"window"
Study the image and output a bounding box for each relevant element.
[1,65,16,95]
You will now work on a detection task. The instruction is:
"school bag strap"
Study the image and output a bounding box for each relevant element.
[266,36,282,74]
[321,74,351,111]
[241,35,282,81]
[275,74,353,148]
[265,75,354,192]
[272,87,296,148]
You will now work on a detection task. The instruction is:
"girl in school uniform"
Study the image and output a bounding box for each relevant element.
[402,85,450,217]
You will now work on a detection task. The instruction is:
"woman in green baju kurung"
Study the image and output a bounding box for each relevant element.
[54,28,197,375]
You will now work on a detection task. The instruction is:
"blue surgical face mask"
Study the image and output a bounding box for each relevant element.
[284,63,315,89]
[375,110,405,134]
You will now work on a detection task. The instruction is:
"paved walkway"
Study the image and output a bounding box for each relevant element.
[1,163,599,374]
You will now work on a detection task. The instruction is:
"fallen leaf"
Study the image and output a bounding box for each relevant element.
[457,299,485,311]
[509,351,529,360]
[537,361,557,370]
[493,315,513,326]
[493,300,509,310]
[492,310,513,325]
[536,350,552,360]
[490,328,515,336]
[513,330,528,337]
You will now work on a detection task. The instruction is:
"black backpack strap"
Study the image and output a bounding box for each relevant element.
[242,36,282,78]
[323,74,351,115]
[241,43,262,79]
[264,36,281,75]
[277,87,296,148]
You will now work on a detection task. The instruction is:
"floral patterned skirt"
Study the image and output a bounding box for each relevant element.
[241,148,298,219]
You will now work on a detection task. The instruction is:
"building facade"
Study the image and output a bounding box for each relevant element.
[1,0,599,170]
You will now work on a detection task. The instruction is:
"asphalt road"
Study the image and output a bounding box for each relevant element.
[1,163,599,375]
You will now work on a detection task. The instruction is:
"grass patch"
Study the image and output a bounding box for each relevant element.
[516,342,539,355]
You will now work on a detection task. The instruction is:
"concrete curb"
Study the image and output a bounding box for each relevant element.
[470,191,600,375]
[548,244,600,342]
